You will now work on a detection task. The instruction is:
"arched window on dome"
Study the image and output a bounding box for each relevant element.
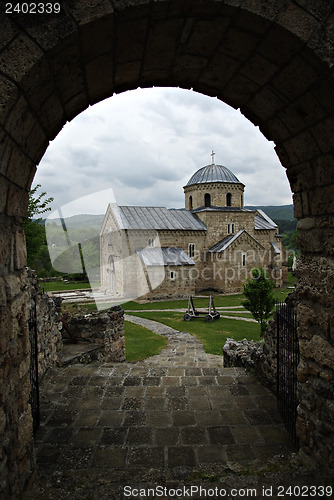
[189,196,193,210]
[226,193,232,207]
[204,193,211,207]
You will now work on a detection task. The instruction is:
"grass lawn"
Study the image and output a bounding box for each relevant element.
[60,273,296,358]
[124,320,168,361]
[41,281,92,292]
[126,311,262,356]
[123,294,245,310]
[123,275,296,311]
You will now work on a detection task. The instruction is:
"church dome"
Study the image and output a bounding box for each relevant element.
[185,162,241,187]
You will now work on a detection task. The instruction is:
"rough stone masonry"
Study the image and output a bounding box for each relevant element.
[1,0,334,496]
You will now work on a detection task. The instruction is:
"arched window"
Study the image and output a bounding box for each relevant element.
[189,196,193,210]
[240,194,243,207]
[204,193,211,207]
[108,228,112,246]
[107,255,115,292]
[226,193,232,206]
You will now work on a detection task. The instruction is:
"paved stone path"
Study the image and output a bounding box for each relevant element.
[25,317,303,499]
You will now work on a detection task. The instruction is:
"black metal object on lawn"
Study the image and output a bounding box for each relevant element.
[184,295,220,322]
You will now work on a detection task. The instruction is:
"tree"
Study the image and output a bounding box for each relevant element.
[242,267,276,336]
[23,185,54,268]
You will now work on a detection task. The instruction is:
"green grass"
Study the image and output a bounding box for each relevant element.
[41,280,92,292]
[219,311,254,318]
[124,320,168,361]
[126,311,261,355]
[123,294,246,310]
[60,273,296,358]
[123,275,296,311]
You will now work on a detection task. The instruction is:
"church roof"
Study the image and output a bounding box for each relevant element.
[136,247,195,267]
[208,230,265,253]
[185,163,242,187]
[208,231,244,253]
[114,205,207,231]
[192,206,252,213]
[254,210,277,230]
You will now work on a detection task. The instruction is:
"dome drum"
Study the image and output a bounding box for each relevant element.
[184,162,244,211]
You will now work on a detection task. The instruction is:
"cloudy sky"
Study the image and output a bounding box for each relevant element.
[35,87,293,217]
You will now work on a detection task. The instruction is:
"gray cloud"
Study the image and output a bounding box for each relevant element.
[35,87,292,214]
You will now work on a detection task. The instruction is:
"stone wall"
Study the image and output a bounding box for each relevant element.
[1,0,334,495]
[224,290,334,472]
[223,321,277,394]
[295,257,334,470]
[28,270,63,379]
[66,306,125,363]
[0,263,35,499]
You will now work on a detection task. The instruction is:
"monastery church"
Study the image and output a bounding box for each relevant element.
[100,154,287,301]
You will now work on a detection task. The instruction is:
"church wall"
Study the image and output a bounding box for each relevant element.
[100,209,288,299]
[139,265,195,300]
[195,210,256,248]
[254,230,288,286]
[157,230,207,260]
[201,240,260,293]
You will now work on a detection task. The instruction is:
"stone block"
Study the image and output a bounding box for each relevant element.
[6,184,29,218]
[277,2,318,41]
[36,92,66,141]
[85,53,114,105]
[297,217,316,230]
[0,407,6,435]
[299,335,334,371]
[0,34,43,83]
[14,229,27,270]
[0,75,19,124]
[0,278,6,307]
[70,0,114,25]
[4,274,21,301]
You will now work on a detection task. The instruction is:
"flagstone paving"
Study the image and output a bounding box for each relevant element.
[25,317,323,499]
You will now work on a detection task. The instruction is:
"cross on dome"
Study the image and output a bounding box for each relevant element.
[211,150,215,164]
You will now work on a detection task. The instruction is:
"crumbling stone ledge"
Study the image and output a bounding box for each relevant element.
[223,337,263,370]
[65,306,126,363]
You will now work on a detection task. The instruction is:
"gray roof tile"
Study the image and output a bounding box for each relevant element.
[137,247,195,266]
[115,206,207,231]
[185,164,242,187]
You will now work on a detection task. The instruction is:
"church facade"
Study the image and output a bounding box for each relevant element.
[100,158,288,301]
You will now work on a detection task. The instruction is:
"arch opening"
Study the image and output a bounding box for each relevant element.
[1,1,334,495]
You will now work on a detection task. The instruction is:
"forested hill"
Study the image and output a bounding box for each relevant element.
[246,204,295,221]
[246,204,297,249]
[45,205,296,228]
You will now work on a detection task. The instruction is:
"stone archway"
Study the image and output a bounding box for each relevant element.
[1,1,334,495]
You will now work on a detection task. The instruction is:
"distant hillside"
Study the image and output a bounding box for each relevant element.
[246,204,295,221]
[46,213,104,229]
[45,206,296,228]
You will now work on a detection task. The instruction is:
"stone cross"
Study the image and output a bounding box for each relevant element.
[211,150,215,164]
